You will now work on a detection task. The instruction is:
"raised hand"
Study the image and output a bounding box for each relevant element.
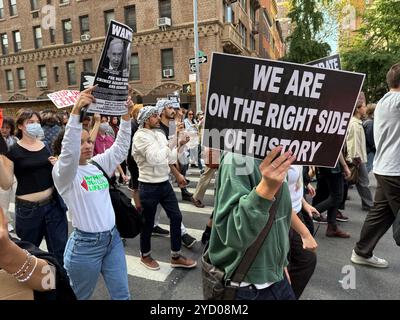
[256,146,296,200]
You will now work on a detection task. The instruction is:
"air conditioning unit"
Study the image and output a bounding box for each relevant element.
[163,68,174,78]
[36,80,47,88]
[157,17,172,28]
[80,33,91,41]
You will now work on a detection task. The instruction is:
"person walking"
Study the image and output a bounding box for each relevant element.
[351,63,400,268]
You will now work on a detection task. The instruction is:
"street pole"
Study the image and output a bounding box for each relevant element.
[193,0,201,113]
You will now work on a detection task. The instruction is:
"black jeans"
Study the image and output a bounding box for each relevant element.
[288,212,317,299]
[139,181,182,255]
[15,197,68,267]
[355,174,400,258]
[314,171,344,226]
[235,278,296,300]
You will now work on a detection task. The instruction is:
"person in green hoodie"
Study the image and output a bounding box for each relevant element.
[208,146,317,300]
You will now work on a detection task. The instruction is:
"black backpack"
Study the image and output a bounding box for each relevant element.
[91,161,143,238]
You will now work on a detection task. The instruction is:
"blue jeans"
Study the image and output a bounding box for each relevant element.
[63,226,130,300]
[15,197,68,267]
[235,278,296,300]
[139,181,182,255]
[366,151,375,173]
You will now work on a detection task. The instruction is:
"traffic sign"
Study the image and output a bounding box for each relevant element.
[189,55,208,65]
[190,64,197,73]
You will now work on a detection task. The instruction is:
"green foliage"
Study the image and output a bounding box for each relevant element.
[341,0,400,102]
[283,0,332,63]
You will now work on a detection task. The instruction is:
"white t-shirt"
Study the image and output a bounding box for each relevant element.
[373,91,400,176]
[52,115,131,233]
[287,165,303,213]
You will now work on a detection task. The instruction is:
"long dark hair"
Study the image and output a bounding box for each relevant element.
[15,109,41,139]
[2,117,16,136]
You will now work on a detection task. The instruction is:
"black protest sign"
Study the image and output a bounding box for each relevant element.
[88,20,133,116]
[202,53,365,167]
[306,54,341,70]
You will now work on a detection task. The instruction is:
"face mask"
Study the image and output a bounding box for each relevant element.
[100,123,110,132]
[25,123,44,139]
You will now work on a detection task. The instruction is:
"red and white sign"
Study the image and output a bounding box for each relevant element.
[47,90,80,109]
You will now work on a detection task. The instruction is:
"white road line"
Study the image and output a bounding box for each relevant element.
[157,224,203,241]
[178,202,213,215]
[126,255,173,282]
[172,187,214,196]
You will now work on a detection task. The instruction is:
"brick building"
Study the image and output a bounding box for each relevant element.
[0,0,287,115]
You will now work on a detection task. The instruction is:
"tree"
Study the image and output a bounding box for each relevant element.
[341,0,400,102]
[283,0,332,64]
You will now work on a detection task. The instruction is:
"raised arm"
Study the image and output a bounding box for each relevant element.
[52,87,96,194]
[92,97,133,177]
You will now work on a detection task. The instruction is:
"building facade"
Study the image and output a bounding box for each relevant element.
[0,0,281,112]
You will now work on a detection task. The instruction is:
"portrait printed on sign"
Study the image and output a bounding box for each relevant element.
[88,20,133,116]
[100,36,130,77]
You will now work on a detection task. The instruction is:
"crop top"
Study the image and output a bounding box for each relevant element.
[6,143,54,196]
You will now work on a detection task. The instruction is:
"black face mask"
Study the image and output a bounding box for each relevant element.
[0,136,7,155]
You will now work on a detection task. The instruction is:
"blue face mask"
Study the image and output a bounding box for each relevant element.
[25,123,44,139]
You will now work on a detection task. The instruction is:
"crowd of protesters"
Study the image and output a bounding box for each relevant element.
[0,63,399,300]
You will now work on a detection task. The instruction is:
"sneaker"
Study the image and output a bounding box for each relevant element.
[351,250,388,268]
[326,225,350,238]
[200,169,205,175]
[191,197,205,208]
[182,194,193,202]
[140,255,160,270]
[7,223,14,232]
[171,254,197,268]
[182,233,197,248]
[313,214,328,224]
[152,225,170,237]
[336,211,349,222]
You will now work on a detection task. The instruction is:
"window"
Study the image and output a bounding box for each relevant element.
[33,26,42,49]
[159,0,171,19]
[129,53,139,80]
[62,19,72,44]
[38,65,47,82]
[49,28,56,43]
[53,66,59,82]
[9,0,17,16]
[239,22,247,47]
[250,1,256,21]
[83,59,93,73]
[79,15,90,35]
[240,0,247,12]
[12,30,21,52]
[0,0,4,19]
[66,61,76,85]
[161,48,174,78]
[17,68,26,89]
[104,10,114,33]
[30,0,39,11]
[124,5,136,33]
[1,33,8,55]
[5,70,13,91]
[250,33,256,51]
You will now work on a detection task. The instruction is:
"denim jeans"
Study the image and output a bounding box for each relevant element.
[235,278,296,300]
[139,181,182,255]
[15,198,68,267]
[63,226,130,300]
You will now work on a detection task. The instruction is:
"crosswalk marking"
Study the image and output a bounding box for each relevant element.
[158,224,203,241]
[178,202,213,215]
[172,186,214,196]
[126,255,173,282]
